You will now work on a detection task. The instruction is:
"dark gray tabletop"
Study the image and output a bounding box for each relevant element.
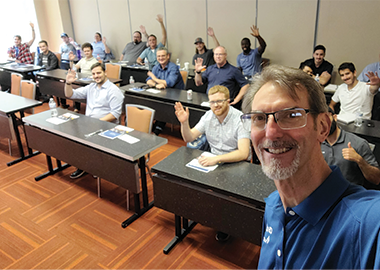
[339,119,380,141]
[23,108,167,161]
[0,92,42,114]
[120,82,209,110]
[152,146,276,205]
[1,63,43,73]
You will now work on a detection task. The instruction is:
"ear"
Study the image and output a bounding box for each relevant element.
[316,112,331,143]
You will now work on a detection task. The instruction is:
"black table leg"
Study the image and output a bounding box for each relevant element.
[35,156,70,181]
[163,215,197,254]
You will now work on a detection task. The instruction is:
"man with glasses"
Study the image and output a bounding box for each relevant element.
[194,46,248,108]
[175,84,250,242]
[241,64,380,269]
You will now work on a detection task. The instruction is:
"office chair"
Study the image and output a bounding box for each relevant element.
[180,70,188,87]
[20,80,37,114]
[105,63,121,87]
[11,73,23,96]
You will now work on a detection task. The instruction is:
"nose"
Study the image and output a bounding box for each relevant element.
[265,115,283,140]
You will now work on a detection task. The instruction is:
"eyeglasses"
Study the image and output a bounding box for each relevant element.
[209,99,227,106]
[214,53,226,56]
[240,108,314,131]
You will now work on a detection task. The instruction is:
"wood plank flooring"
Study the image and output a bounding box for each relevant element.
[0,100,261,269]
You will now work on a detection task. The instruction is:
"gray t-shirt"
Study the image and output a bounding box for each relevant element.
[321,129,379,186]
[121,41,147,64]
[192,48,215,67]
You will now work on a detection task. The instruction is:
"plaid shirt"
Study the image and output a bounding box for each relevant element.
[7,43,33,64]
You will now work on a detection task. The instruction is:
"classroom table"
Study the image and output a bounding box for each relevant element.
[185,69,208,93]
[119,63,149,86]
[23,108,167,226]
[152,146,276,254]
[36,69,122,100]
[121,82,209,127]
[0,92,42,166]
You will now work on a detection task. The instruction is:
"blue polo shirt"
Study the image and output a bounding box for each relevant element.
[358,61,380,82]
[236,48,262,76]
[259,166,380,269]
[138,42,163,67]
[202,62,248,98]
[147,61,185,89]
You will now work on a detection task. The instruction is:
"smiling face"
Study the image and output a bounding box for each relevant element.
[195,42,205,52]
[302,65,313,76]
[91,66,107,85]
[213,47,227,67]
[313,49,325,66]
[38,42,48,54]
[241,39,251,53]
[148,36,157,49]
[133,32,142,44]
[339,68,357,88]
[251,82,321,180]
[209,92,229,117]
[83,47,93,59]
[94,33,101,42]
[14,36,21,47]
[61,36,69,44]
[157,49,169,67]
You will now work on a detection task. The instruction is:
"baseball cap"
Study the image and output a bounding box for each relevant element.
[61,33,69,38]
[194,37,204,44]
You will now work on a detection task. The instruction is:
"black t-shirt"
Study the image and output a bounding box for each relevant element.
[300,58,334,86]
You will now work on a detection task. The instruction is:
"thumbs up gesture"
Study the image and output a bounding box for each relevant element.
[342,142,361,163]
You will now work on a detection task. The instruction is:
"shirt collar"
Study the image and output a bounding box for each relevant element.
[292,166,350,225]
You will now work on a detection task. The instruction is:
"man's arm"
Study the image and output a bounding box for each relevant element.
[27,22,35,47]
[194,58,206,86]
[99,113,117,123]
[102,37,111,54]
[198,138,250,166]
[157,14,167,46]
[250,25,266,55]
[365,71,380,94]
[140,25,149,41]
[64,69,78,98]
[230,84,249,105]
[329,100,337,112]
[174,102,202,142]
[319,71,332,86]
[342,142,380,185]
[208,27,220,50]
[147,71,167,88]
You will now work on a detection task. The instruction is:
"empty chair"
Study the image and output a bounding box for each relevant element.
[11,73,23,96]
[105,63,121,86]
[54,52,61,67]
[20,80,37,114]
[180,70,188,87]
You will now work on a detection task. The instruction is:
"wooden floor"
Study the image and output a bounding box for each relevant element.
[0,100,260,269]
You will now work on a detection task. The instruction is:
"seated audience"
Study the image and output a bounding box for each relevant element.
[329,62,380,119]
[92,32,113,61]
[69,43,98,76]
[7,22,35,64]
[192,27,220,68]
[120,26,148,64]
[194,46,248,107]
[237,24,267,78]
[322,107,380,186]
[300,63,313,77]
[64,62,124,179]
[136,14,167,68]
[299,44,333,86]
[37,40,59,70]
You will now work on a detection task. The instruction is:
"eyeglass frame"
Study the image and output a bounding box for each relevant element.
[209,99,228,106]
[240,107,317,131]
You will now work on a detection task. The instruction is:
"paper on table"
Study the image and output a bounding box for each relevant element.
[114,125,134,133]
[118,134,140,144]
[185,151,218,173]
[337,112,356,124]
[146,89,161,94]
[201,102,210,107]
[46,117,69,125]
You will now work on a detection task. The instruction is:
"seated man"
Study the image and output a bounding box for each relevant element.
[329,62,380,119]
[37,40,59,70]
[136,14,167,67]
[147,47,184,135]
[194,46,249,107]
[120,26,148,64]
[192,27,220,68]
[299,44,333,86]
[322,108,380,187]
[237,24,267,78]
[8,22,35,64]
[64,62,124,179]
[300,63,313,77]
[357,52,380,82]
[69,43,98,76]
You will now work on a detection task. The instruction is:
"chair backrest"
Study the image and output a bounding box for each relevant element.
[54,52,61,66]
[11,73,23,96]
[105,63,121,80]
[21,80,37,114]
[125,104,155,134]
[180,70,188,86]
[31,52,35,63]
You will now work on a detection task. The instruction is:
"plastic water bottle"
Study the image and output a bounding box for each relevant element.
[144,57,149,69]
[49,98,58,117]
[176,58,180,69]
[129,76,135,85]
[315,74,320,82]
[354,109,363,127]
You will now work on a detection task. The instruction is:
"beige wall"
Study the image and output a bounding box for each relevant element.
[35,0,380,84]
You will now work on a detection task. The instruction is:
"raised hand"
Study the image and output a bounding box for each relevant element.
[102,37,107,44]
[66,69,77,84]
[250,25,260,38]
[68,51,75,61]
[139,25,147,35]
[156,14,164,24]
[194,57,206,73]
[174,102,189,123]
[207,27,215,37]
[366,71,380,86]
[29,22,34,29]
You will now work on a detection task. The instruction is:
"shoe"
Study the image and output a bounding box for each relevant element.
[215,231,230,242]
[153,126,162,136]
[61,104,70,109]
[70,169,86,179]
[74,109,79,113]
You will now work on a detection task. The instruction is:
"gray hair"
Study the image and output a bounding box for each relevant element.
[157,47,169,54]
[242,64,328,117]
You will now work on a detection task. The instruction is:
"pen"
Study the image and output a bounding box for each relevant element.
[84,129,103,138]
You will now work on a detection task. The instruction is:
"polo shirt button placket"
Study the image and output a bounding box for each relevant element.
[277,249,282,257]
[288,210,295,216]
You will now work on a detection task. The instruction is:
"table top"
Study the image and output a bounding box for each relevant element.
[36,69,122,85]
[121,82,210,110]
[0,92,42,114]
[339,118,380,140]
[118,62,149,71]
[1,63,43,73]
[23,108,168,161]
[152,146,276,205]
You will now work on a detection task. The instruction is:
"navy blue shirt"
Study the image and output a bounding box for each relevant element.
[259,166,380,269]
[202,62,248,99]
[147,61,185,90]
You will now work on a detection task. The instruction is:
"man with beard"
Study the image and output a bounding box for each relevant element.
[237,24,267,78]
[64,62,124,179]
[192,27,220,68]
[321,107,380,186]
[241,64,380,269]
[329,62,380,119]
[120,26,148,64]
